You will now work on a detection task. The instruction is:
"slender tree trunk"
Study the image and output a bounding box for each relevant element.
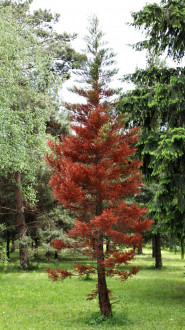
[11,239,15,252]
[152,237,155,258]
[137,246,143,255]
[94,155,111,317]
[6,230,10,260]
[46,251,51,261]
[169,233,173,252]
[35,237,39,249]
[15,171,29,269]
[95,232,112,317]
[181,236,184,260]
[106,236,110,254]
[33,237,39,258]
[154,232,162,268]
[54,251,58,259]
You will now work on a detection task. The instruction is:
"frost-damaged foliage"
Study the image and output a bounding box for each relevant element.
[47,263,95,280]
[46,16,153,317]
[46,267,73,281]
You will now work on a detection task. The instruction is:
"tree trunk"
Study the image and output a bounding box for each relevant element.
[94,158,111,317]
[95,232,112,317]
[152,237,155,258]
[154,232,162,268]
[54,251,58,259]
[33,237,39,258]
[181,236,184,260]
[6,230,10,260]
[15,171,29,269]
[46,251,52,261]
[106,236,110,254]
[137,246,143,255]
[11,239,15,252]
[169,234,173,252]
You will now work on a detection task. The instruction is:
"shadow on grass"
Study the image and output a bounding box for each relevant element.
[126,276,185,307]
[0,255,97,275]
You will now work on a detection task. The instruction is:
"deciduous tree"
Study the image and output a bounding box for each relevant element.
[0,0,85,268]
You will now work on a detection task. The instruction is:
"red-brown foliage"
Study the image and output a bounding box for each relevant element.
[45,17,153,317]
[46,105,153,307]
[74,264,96,278]
[46,267,73,281]
[51,239,70,250]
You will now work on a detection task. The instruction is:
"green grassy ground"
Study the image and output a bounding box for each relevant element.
[0,248,184,329]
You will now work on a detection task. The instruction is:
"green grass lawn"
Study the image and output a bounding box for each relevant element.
[0,248,184,329]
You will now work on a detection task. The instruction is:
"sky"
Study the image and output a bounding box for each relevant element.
[31,0,161,101]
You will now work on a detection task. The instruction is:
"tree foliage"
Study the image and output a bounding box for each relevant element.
[0,0,85,78]
[130,0,185,61]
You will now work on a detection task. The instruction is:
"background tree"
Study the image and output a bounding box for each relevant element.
[0,0,85,79]
[130,0,185,61]
[0,7,49,268]
[118,56,168,268]
[0,1,84,268]
[118,0,185,259]
[0,116,74,264]
[46,16,153,318]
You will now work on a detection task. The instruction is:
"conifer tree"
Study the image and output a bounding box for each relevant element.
[118,55,167,268]
[46,16,153,317]
[126,0,185,258]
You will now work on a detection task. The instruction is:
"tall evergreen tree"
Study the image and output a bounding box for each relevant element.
[46,16,152,318]
[121,0,185,258]
[118,56,168,268]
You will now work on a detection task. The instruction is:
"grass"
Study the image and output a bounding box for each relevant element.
[0,248,185,329]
